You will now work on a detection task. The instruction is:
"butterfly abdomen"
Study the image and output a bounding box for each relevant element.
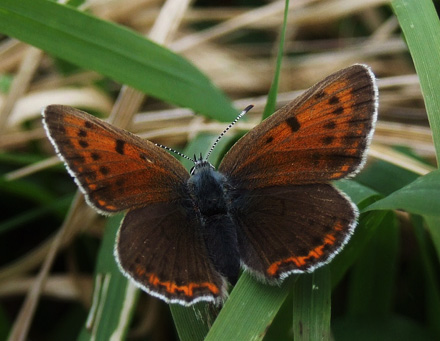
[187,165,240,285]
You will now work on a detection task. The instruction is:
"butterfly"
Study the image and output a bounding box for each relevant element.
[42,64,378,306]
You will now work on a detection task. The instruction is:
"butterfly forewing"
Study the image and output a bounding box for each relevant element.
[116,200,227,305]
[233,184,357,279]
[219,64,377,189]
[42,105,189,214]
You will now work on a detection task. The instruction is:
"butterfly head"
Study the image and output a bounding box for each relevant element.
[190,153,215,175]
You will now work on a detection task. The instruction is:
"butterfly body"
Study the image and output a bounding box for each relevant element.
[187,161,241,285]
[42,64,378,306]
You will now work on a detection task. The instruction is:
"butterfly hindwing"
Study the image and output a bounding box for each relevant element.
[219,64,378,189]
[233,184,357,279]
[42,105,189,214]
[115,200,227,305]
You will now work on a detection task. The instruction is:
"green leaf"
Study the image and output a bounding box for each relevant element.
[347,212,399,317]
[335,179,379,205]
[330,209,389,287]
[292,267,331,340]
[392,0,440,163]
[425,215,440,264]
[364,170,440,216]
[412,216,440,336]
[205,274,295,341]
[78,215,138,341]
[355,158,419,196]
[170,304,216,341]
[262,0,290,120]
[0,0,236,121]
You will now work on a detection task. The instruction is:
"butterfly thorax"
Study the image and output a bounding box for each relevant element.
[187,163,240,284]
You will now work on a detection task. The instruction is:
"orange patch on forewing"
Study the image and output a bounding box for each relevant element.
[323,79,349,95]
[266,230,340,277]
[134,264,219,297]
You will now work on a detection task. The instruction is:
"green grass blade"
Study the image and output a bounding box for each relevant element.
[205,274,295,341]
[412,216,440,336]
[0,0,236,121]
[335,179,379,204]
[330,209,388,287]
[292,267,331,340]
[78,215,138,340]
[425,216,440,264]
[347,212,398,317]
[364,170,440,216]
[170,304,215,341]
[262,0,290,119]
[392,0,440,164]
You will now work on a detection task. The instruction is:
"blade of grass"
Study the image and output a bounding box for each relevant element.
[0,0,236,121]
[170,304,217,341]
[78,214,138,341]
[330,208,389,287]
[412,215,440,337]
[392,0,440,164]
[292,267,331,341]
[205,274,295,341]
[363,170,440,216]
[347,212,398,317]
[425,216,440,264]
[262,0,290,119]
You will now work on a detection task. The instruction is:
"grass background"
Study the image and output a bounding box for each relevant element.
[0,0,439,340]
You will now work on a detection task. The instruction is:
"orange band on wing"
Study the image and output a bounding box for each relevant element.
[267,231,339,276]
[135,264,219,296]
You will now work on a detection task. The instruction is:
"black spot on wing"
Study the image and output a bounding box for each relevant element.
[115,139,125,155]
[323,121,336,130]
[322,136,335,145]
[333,107,344,115]
[91,152,101,161]
[99,166,110,175]
[79,140,89,148]
[328,96,340,105]
[70,153,85,164]
[286,117,300,132]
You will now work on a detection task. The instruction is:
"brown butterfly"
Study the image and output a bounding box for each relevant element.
[42,64,378,305]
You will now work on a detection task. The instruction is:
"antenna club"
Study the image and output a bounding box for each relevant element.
[205,105,254,161]
[156,104,254,166]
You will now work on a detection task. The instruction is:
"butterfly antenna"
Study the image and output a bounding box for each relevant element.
[205,105,254,161]
[155,143,194,163]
